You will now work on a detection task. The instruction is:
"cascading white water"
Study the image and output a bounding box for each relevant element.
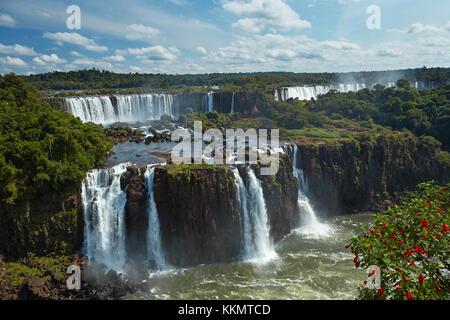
[64,93,176,125]
[81,163,129,271]
[144,166,167,270]
[230,92,235,114]
[231,168,252,258]
[208,91,214,112]
[290,145,332,237]
[278,84,367,101]
[232,167,277,262]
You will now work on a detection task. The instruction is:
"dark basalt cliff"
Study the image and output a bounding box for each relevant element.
[294,136,450,217]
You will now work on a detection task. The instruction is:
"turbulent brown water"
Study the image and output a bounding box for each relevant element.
[125,213,373,300]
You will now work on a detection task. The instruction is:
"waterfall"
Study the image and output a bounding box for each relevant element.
[232,167,277,262]
[231,168,252,258]
[64,93,176,125]
[290,145,332,237]
[144,166,168,270]
[208,91,214,112]
[81,163,129,271]
[230,92,235,114]
[278,84,367,101]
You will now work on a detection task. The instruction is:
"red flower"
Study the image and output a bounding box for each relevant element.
[406,292,413,300]
[397,241,404,245]
[378,287,383,295]
[413,246,419,252]
[345,244,351,249]
[390,233,396,239]
[439,209,445,214]
[419,246,427,254]
[396,286,402,289]
[415,212,421,216]
[442,187,447,191]
[418,275,424,283]
[438,194,443,198]
[409,261,415,266]
[443,224,449,232]
[405,250,412,257]
[429,202,433,209]
[420,220,429,228]
[402,274,407,283]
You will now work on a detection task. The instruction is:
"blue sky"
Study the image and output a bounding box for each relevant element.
[0,0,449,74]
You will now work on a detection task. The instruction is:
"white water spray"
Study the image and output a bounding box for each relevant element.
[232,167,277,263]
[81,163,129,271]
[291,145,332,238]
[145,166,168,270]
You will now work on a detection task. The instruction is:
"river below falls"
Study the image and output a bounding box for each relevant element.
[124,213,374,300]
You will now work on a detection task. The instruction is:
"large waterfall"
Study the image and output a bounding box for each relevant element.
[145,166,167,270]
[232,167,277,262]
[275,81,427,101]
[290,145,332,237]
[276,84,367,101]
[64,93,177,125]
[81,163,129,271]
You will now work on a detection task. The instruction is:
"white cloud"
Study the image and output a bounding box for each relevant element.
[130,65,142,72]
[70,51,82,57]
[43,32,108,52]
[197,46,207,55]
[408,23,442,34]
[105,55,126,62]
[338,0,360,4]
[117,45,180,61]
[0,43,37,55]
[32,53,66,66]
[0,13,16,28]
[70,58,112,69]
[0,56,27,67]
[167,0,189,5]
[223,0,311,33]
[377,48,402,57]
[125,24,160,42]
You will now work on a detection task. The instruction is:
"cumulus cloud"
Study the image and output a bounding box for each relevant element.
[0,43,37,56]
[377,48,402,57]
[105,55,126,62]
[408,23,443,34]
[70,51,82,57]
[32,53,66,66]
[196,46,207,54]
[125,24,160,42]
[0,56,27,67]
[117,46,180,61]
[43,32,108,52]
[0,13,16,28]
[338,0,360,4]
[70,58,112,69]
[223,0,311,33]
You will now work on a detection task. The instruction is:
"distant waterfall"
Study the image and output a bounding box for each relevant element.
[144,166,167,270]
[230,92,235,114]
[81,163,129,271]
[290,145,332,237]
[232,167,277,262]
[276,84,367,101]
[64,93,176,124]
[208,91,214,112]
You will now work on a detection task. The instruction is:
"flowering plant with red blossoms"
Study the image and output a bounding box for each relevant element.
[347,182,449,300]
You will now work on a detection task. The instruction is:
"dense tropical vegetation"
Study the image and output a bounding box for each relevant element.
[0,74,112,205]
[348,182,449,300]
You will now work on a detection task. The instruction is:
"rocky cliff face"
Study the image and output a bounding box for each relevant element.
[0,192,82,261]
[152,165,241,267]
[295,135,450,217]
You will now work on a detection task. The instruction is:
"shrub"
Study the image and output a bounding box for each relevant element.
[347,182,449,300]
